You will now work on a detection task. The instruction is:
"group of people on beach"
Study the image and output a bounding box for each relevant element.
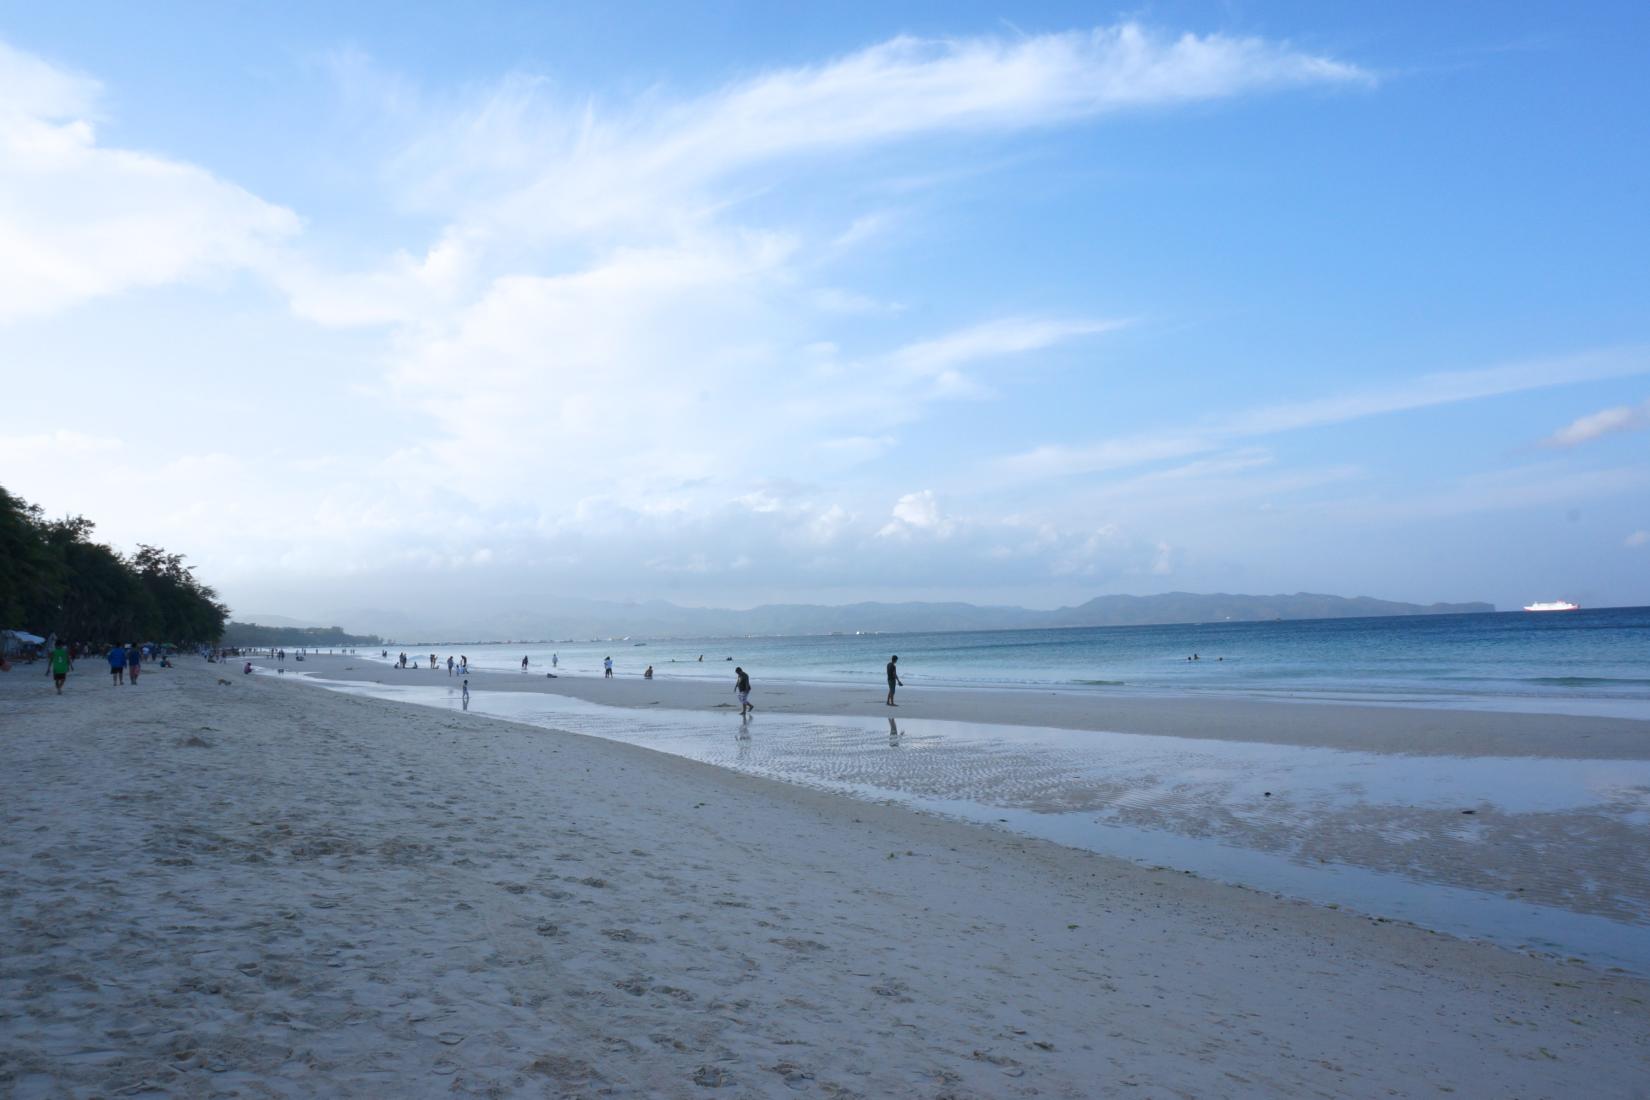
[391,650,463,672]
[42,640,169,694]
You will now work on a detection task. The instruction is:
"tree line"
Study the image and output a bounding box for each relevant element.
[1,484,228,645]
[220,622,382,648]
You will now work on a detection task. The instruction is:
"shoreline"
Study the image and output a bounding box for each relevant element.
[280,652,1650,759]
[287,658,1650,973]
[6,660,1649,1095]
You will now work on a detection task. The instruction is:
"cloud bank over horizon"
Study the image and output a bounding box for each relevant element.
[2,9,1648,624]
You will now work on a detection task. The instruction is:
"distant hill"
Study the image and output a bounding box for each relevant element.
[221,621,383,647]
[232,612,323,629]
[343,591,1493,642]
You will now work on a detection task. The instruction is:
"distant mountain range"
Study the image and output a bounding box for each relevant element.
[306,591,1494,643]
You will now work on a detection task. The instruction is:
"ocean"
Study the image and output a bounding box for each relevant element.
[376,606,1650,718]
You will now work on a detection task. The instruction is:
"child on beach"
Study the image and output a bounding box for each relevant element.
[127,644,141,684]
[604,656,613,678]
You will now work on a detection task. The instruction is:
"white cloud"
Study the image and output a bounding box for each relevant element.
[888,317,1124,377]
[1627,530,1650,549]
[0,38,99,119]
[994,347,1650,481]
[0,24,1390,613]
[1542,397,1650,448]
[878,489,955,538]
[0,40,300,323]
[264,22,1359,527]
[374,24,1365,248]
[0,429,122,463]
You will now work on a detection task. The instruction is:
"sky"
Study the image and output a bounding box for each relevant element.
[2,1,1648,627]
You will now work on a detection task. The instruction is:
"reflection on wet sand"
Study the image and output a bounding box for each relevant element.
[302,673,1650,972]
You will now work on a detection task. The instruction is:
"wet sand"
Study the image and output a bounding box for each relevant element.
[306,664,1650,967]
[304,652,1650,758]
[3,659,1648,1097]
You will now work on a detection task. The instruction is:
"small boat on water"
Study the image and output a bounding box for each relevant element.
[1523,600,1580,612]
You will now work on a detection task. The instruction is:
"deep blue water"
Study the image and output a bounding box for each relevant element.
[389,607,1650,717]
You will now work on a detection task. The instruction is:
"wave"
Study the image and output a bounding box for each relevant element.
[1072,679,1128,686]
[1523,676,1650,688]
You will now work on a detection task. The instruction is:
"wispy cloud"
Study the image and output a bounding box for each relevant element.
[1541,397,1650,448]
[994,347,1650,481]
[0,40,299,323]
[375,25,1368,246]
[1319,462,1650,523]
[887,317,1125,377]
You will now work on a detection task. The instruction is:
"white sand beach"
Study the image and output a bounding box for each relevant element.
[3,659,1648,1098]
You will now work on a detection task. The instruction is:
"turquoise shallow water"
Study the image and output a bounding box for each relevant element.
[377,607,1650,718]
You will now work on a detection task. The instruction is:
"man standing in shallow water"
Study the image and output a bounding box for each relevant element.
[886,655,902,706]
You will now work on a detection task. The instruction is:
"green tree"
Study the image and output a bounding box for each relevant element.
[0,484,227,645]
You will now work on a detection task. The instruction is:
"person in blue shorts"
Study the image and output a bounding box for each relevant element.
[108,644,127,686]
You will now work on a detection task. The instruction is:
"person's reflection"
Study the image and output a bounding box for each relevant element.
[888,716,902,745]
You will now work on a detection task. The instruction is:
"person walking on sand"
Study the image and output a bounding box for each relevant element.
[521,655,529,671]
[552,652,558,670]
[604,656,613,679]
[461,678,470,708]
[107,644,127,686]
[48,641,73,694]
[885,655,903,706]
[126,643,141,684]
[447,655,454,675]
[735,666,752,717]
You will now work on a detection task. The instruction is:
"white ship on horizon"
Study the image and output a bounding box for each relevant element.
[1523,600,1580,612]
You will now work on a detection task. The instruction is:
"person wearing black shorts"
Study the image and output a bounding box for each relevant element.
[49,643,73,694]
[885,655,902,706]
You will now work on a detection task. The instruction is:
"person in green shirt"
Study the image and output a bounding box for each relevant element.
[49,644,73,694]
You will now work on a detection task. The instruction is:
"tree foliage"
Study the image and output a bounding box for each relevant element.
[220,622,382,647]
[0,484,227,644]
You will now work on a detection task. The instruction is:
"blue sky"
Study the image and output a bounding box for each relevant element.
[2,2,1646,625]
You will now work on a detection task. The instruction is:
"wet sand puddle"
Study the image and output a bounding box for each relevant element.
[298,673,1650,973]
